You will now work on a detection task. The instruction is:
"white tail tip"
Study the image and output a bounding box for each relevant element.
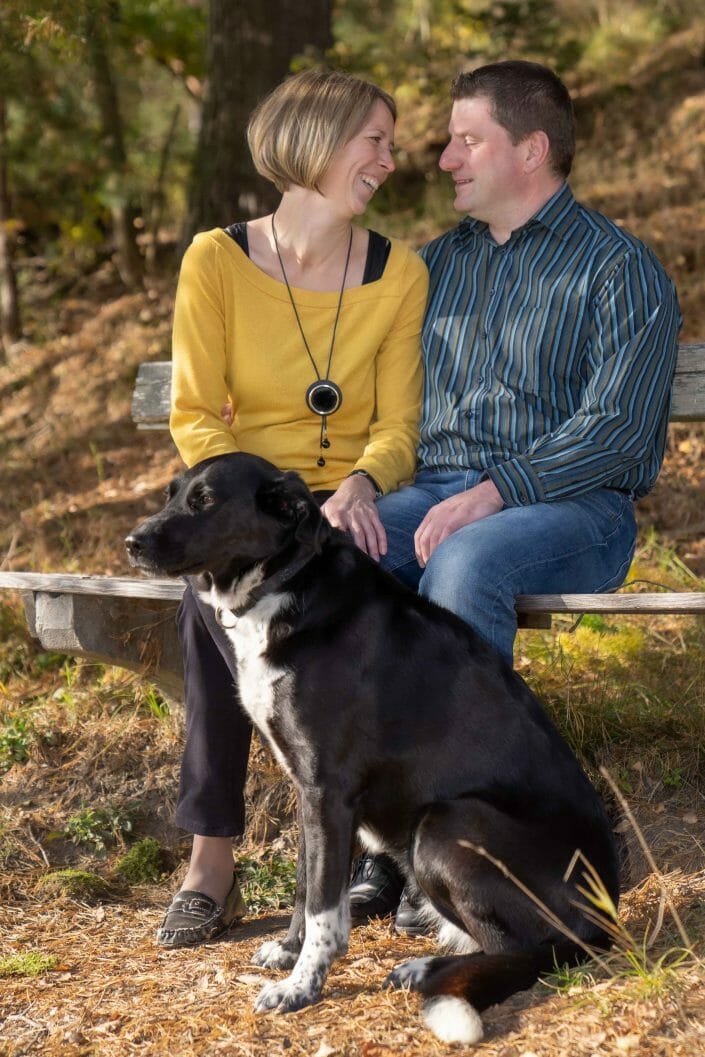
[422,995,484,1045]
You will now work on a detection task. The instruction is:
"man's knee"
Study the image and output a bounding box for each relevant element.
[421,524,508,597]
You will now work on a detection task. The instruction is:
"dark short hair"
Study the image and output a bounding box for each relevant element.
[451,60,575,178]
[248,69,396,193]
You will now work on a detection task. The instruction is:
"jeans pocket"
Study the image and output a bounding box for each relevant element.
[591,488,634,525]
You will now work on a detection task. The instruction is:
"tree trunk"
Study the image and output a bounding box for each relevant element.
[0,96,21,357]
[183,0,333,245]
[84,6,143,289]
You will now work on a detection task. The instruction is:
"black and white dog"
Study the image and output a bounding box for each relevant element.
[126,452,619,1045]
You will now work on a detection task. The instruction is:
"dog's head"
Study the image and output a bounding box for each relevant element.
[125,452,329,584]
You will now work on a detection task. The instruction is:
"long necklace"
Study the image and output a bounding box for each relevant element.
[271,213,352,468]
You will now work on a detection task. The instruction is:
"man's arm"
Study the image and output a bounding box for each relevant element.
[486,249,681,506]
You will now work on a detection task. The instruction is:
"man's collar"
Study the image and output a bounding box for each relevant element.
[529,182,578,240]
[453,183,578,246]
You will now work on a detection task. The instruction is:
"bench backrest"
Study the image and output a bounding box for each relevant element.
[131,344,705,430]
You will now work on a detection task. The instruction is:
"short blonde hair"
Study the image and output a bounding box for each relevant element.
[247,69,396,193]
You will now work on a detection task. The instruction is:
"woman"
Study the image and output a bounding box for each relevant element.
[158,69,428,947]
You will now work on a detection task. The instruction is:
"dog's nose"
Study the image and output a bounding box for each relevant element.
[125,534,143,557]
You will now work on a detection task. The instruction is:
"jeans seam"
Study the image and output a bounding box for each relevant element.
[486,494,635,644]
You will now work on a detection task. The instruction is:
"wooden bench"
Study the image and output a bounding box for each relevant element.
[1,346,704,701]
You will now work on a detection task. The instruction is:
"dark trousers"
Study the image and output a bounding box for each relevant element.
[174,584,253,836]
[173,489,333,838]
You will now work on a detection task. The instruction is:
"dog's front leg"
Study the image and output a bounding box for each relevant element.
[254,793,352,1014]
[252,798,307,970]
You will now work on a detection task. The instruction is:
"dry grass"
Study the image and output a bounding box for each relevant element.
[0,854,703,1056]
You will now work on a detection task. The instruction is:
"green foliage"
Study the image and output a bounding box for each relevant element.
[37,868,112,901]
[577,2,671,80]
[615,944,692,999]
[140,685,171,720]
[2,0,204,263]
[0,951,59,977]
[0,601,35,682]
[116,837,166,884]
[63,803,135,851]
[524,613,705,768]
[543,958,596,992]
[238,853,297,913]
[0,716,34,772]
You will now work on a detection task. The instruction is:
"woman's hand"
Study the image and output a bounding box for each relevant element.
[321,475,387,560]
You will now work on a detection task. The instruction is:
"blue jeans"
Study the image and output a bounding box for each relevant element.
[377,469,637,663]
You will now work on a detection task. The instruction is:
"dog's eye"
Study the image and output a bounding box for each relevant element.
[189,490,216,511]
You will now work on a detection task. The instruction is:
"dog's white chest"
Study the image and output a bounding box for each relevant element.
[216,592,295,776]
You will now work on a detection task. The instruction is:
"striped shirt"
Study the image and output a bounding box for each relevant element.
[418,183,681,504]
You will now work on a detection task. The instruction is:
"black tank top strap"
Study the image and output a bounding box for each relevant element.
[223,221,390,283]
[363,229,391,284]
[223,221,249,254]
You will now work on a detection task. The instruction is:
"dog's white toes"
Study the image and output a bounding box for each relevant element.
[251,939,298,969]
[384,956,434,991]
[254,976,320,1013]
[422,995,484,1045]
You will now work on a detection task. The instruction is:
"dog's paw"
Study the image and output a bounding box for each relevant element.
[384,956,434,992]
[254,975,321,1013]
[251,939,299,970]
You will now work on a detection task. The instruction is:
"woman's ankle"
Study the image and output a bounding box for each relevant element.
[181,835,235,904]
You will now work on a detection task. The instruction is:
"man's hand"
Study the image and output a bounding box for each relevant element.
[321,475,387,560]
[414,478,504,566]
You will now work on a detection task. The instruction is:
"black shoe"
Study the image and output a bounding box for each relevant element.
[394,886,433,937]
[349,853,405,924]
[156,875,247,948]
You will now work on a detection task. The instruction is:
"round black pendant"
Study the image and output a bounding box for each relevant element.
[306,380,342,417]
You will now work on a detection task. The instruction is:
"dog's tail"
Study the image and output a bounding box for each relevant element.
[393,941,590,1045]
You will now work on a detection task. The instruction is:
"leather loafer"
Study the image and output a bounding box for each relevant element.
[394,886,433,937]
[156,874,246,948]
[349,853,405,924]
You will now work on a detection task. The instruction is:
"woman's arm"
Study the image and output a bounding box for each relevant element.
[170,234,240,468]
[322,249,429,557]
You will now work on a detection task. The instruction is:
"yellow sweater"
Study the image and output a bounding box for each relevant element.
[170,227,428,493]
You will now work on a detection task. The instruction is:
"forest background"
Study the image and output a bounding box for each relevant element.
[0,3,704,1056]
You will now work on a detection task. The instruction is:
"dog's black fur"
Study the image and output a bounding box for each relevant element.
[126,452,619,1043]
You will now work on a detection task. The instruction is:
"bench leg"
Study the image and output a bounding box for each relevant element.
[22,591,184,702]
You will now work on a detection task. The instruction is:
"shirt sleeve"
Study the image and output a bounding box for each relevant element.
[487,249,682,505]
[169,234,241,468]
[352,250,429,494]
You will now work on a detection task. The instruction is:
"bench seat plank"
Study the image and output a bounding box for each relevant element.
[670,343,705,421]
[0,572,184,600]
[2,574,704,615]
[515,591,705,614]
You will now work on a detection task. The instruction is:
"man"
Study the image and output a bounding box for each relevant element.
[348,59,681,932]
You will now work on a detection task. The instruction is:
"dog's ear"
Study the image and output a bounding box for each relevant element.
[256,472,330,552]
[165,472,185,501]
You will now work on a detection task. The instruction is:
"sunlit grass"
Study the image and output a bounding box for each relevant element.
[0,951,59,977]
